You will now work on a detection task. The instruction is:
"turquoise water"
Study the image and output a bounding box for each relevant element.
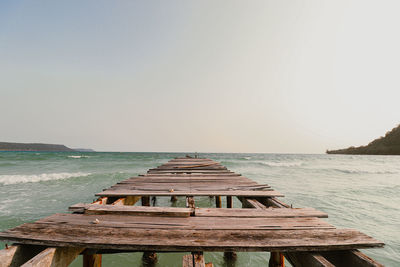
[0,152,398,266]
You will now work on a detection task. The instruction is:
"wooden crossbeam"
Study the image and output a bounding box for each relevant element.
[20,247,83,267]
[96,189,284,197]
[69,204,192,217]
[0,245,45,267]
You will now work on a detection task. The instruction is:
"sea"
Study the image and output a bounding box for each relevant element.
[0,152,399,266]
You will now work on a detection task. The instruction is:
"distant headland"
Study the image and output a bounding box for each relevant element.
[0,142,94,152]
[327,124,400,155]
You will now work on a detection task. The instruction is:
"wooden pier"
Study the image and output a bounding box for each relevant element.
[0,157,384,266]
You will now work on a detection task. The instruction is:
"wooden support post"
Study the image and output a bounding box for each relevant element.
[223,250,237,265]
[186,196,195,209]
[142,252,157,267]
[182,252,208,267]
[184,254,211,267]
[21,247,83,267]
[142,196,150,206]
[215,196,221,208]
[269,252,284,267]
[83,254,102,267]
[224,196,237,261]
[90,195,110,264]
[141,196,156,265]
[226,196,232,208]
[0,245,44,267]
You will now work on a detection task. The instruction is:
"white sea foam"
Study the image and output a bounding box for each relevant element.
[68,155,90,159]
[262,161,303,167]
[0,172,91,185]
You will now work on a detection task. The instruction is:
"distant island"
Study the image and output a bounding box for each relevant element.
[327,124,400,155]
[0,142,94,152]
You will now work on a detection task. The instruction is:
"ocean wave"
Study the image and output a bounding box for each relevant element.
[261,161,303,167]
[330,168,398,175]
[68,155,90,159]
[0,172,91,185]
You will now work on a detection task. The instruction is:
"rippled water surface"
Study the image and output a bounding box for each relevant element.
[0,152,398,266]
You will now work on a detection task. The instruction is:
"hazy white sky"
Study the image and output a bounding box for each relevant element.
[1,1,399,153]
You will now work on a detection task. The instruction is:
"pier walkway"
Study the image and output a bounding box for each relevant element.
[0,157,383,266]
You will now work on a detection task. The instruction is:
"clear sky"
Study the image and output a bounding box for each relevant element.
[1,1,399,153]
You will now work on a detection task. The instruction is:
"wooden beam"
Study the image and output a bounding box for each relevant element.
[320,250,384,267]
[124,196,141,206]
[69,204,192,217]
[284,252,334,267]
[97,190,284,198]
[111,198,125,206]
[0,245,44,267]
[20,247,83,267]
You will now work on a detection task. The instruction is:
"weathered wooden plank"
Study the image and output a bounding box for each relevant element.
[119,178,257,184]
[162,161,218,165]
[147,169,234,174]
[149,166,226,171]
[194,207,328,218]
[0,245,45,267]
[139,172,242,177]
[0,225,383,252]
[69,203,88,213]
[69,204,192,217]
[20,247,83,267]
[31,213,334,230]
[96,189,284,197]
[143,173,241,177]
[109,185,272,192]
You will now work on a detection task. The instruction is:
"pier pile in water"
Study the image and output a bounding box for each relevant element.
[0,157,384,267]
